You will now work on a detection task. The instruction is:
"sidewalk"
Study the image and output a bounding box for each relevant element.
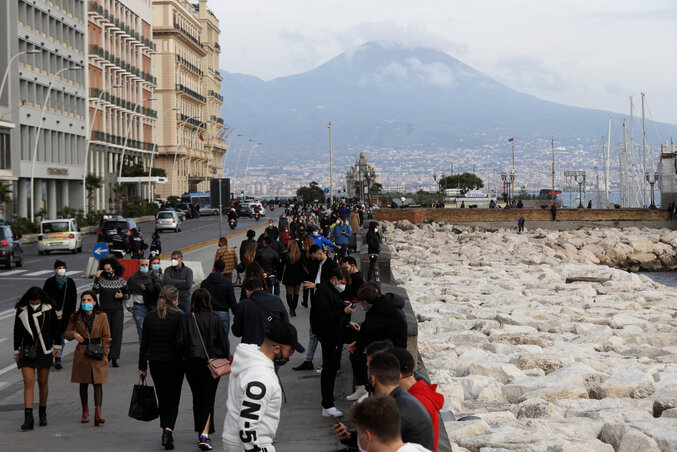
[0,232,359,452]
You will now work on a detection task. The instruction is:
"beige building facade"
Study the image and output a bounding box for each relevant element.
[152,0,226,199]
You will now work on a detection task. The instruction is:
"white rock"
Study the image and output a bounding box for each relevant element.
[514,397,564,419]
[443,419,490,442]
[618,429,661,452]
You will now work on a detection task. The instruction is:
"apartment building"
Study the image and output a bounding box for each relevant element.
[152,0,226,199]
[0,0,88,220]
[87,0,157,210]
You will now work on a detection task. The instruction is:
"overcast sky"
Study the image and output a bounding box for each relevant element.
[211,0,677,127]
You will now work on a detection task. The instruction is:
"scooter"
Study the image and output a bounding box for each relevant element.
[229,218,237,229]
[254,211,260,221]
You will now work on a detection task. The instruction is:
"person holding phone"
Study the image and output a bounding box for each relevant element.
[93,256,129,368]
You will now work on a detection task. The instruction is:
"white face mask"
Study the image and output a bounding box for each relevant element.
[56,268,67,277]
[374,228,379,233]
[30,303,41,311]
[335,283,346,293]
[171,259,179,267]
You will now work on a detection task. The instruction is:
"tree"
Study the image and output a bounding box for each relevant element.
[369,182,383,197]
[111,183,127,214]
[296,181,325,203]
[440,172,484,194]
[85,174,103,212]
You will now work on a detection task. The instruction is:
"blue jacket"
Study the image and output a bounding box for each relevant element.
[330,224,352,245]
[311,233,337,249]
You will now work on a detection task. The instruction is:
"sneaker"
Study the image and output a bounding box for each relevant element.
[198,434,212,451]
[346,385,367,401]
[322,407,343,418]
[357,392,369,403]
[315,366,322,374]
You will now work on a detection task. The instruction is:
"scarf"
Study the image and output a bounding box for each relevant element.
[56,275,67,289]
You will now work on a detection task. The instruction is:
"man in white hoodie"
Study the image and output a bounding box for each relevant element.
[222,319,305,452]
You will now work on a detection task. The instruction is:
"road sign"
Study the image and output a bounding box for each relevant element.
[323,187,329,194]
[92,242,109,259]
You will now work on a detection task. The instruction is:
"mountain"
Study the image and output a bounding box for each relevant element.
[220,42,677,164]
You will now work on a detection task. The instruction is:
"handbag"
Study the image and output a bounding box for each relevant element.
[193,314,231,379]
[128,376,159,422]
[55,284,68,320]
[84,325,104,361]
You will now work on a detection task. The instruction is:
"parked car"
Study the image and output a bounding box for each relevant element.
[0,224,23,269]
[38,218,82,255]
[98,218,139,244]
[155,210,181,233]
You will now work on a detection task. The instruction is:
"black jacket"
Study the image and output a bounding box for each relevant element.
[343,270,364,302]
[240,238,257,262]
[13,304,62,356]
[127,270,163,309]
[366,231,381,254]
[232,290,289,346]
[42,275,77,332]
[311,257,338,285]
[356,296,408,354]
[310,281,346,343]
[177,311,228,360]
[138,308,184,370]
[255,246,281,276]
[391,387,435,450]
[200,272,237,312]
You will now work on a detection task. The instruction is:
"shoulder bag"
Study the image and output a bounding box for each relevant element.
[193,314,230,379]
[84,317,105,360]
[55,283,68,320]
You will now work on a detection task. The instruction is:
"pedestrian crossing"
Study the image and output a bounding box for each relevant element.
[0,269,83,277]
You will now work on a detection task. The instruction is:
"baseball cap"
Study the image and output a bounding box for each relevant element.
[266,319,305,353]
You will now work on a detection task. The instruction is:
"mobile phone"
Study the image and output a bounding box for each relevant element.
[331,415,341,425]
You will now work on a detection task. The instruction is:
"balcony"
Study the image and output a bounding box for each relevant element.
[172,19,204,50]
[176,55,204,77]
[178,113,204,128]
[90,131,154,151]
[176,84,206,103]
[208,90,223,102]
[210,115,225,126]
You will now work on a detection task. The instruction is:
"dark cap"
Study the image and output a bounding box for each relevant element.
[266,319,305,353]
[54,259,67,269]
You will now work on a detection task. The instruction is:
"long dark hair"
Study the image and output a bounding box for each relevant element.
[15,287,53,309]
[244,262,266,287]
[98,255,125,277]
[190,288,212,313]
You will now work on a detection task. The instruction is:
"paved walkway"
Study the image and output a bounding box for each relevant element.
[0,232,360,452]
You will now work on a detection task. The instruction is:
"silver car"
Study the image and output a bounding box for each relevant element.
[155,210,181,233]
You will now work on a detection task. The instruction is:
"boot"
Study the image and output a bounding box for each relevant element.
[292,293,299,311]
[286,294,294,316]
[301,290,308,308]
[81,405,89,423]
[21,407,34,431]
[94,406,105,426]
[162,429,174,450]
[38,406,47,426]
[54,357,62,370]
[292,360,313,371]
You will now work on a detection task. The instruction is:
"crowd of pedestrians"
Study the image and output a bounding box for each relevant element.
[12,199,447,452]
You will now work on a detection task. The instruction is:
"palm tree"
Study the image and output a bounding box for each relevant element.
[111,183,127,214]
[85,174,103,212]
[0,181,12,205]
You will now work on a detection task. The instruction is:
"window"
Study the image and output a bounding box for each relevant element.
[0,130,10,170]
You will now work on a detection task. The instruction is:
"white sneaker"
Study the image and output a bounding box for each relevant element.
[357,392,369,403]
[321,407,343,418]
[346,385,367,401]
[315,367,322,374]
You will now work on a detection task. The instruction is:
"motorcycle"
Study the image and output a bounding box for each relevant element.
[254,211,260,221]
[229,218,237,229]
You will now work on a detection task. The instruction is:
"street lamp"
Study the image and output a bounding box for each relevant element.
[234,138,253,187]
[242,142,262,199]
[30,65,82,222]
[187,119,214,186]
[0,49,43,100]
[172,114,201,196]
[645,172,659,209]
[147,107,180,202]
[83,84,123,213]
[118,97,156,180]
[500,171,515,207]
[574,172,586,208]
[204,125,227,185]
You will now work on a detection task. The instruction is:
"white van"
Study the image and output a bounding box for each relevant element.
[38,218,83,254]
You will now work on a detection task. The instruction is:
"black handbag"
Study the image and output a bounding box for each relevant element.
[84,327,104,360]
[128,376,159,422]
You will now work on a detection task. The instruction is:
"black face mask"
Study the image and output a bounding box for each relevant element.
[364,378,375,394]
[273,350,289,367]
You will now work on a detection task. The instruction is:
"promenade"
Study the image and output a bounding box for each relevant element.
[0,231,361,452]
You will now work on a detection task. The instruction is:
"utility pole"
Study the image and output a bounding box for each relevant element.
[551,139,555,191]
[511,138,515,200]
[328,121,333,206]
[642,92,648,206]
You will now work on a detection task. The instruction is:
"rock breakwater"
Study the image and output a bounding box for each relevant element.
[387,221,677,451]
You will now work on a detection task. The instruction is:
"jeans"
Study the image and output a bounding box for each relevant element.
[267,275,280,296]
[132,304,148,343]
[179,298,190,314]
[305,327,318,361]
[214,310,231,356]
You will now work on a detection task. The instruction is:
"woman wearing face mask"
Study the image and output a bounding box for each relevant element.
[177,289,228,451]
[150,256,163,277]
[64,290,110,426]
[93,256,129,367]
[13,287,62,430]
[42,259,77,370]
[366,222,381,282]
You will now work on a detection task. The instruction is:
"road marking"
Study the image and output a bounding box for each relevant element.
[0,338,6,343]
[0,363,17,377]
[23,270,54,276]
[158,223,267,259]
[0,270,28,276]
[66,270,83,276]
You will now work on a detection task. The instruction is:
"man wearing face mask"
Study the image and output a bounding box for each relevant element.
[309,266,354,418]
[42,260,77,370]
[330,218,352,261]
[163,251,193,313]
[126,258,163,343]
[310,225,339,252]
[222,319,304,452]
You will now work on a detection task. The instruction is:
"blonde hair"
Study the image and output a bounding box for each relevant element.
[157,285,180,319]
[244,241,257,264]
[286,240,300,265]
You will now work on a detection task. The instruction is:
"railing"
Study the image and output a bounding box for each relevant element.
[178,113,204,128]
[214,43,220,50]
[208,90,223,102]
[176,84,206,103]
[210,115,225,125]
[89,45,156,85]
[89,88,156,118]
[172,19,203,49]
[91,131,154,151]
[88,1,156,52]
[175,54,204,77]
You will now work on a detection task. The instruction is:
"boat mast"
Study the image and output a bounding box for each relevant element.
[601,137,607,208]
[596,167,601,209]
[606,118,611,207]
[642,92,648,203]
[622,118,627,207]
[551,139,555,192]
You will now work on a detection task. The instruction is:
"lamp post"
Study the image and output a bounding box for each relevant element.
[147,107,180,202]
[574,172,586,208]
[30,65,82,222]
[501,171,515,207]
[234,138,253,193]
[328,121,333,207]
[187,119,214,188]
[118,97,156,180]
[242,142,261,199]
[171,114,200,196]
[204,125,228,186]
[83,84,123,213]
[645,172,659,209]
[0,49,43,100]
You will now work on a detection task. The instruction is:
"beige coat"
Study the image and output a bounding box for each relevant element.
[65,312,111,384]
[350,212,361,235]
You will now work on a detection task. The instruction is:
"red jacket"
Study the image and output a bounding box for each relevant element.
[408,380,444,452]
